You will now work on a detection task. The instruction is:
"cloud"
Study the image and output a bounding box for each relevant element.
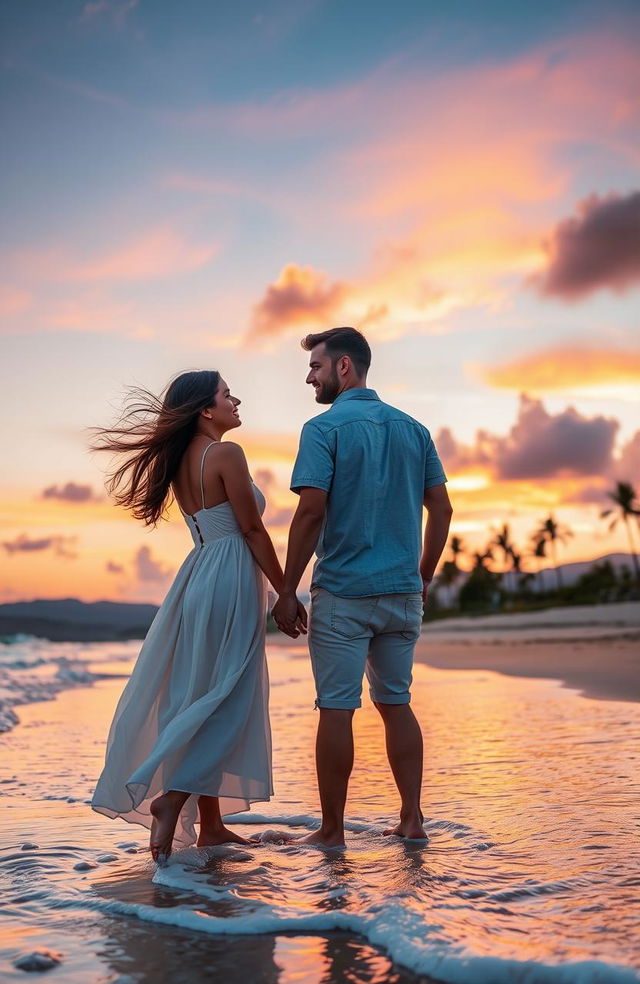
[134,545,172,583]
[78,0,138,28]
[13,227,217,287]
[106,560,125,574]
[254,468,277,493]
[72,228,217,283]
[2,534,78,559]
[533,191,640,300]
[251,264,349,339]
[42,482,97,503]
[0,286,30,317]
[480,345,640,392]
[436,395,619,480]
[616,430,640,484]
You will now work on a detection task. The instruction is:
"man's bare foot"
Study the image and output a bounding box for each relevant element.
[149,793,185,863]
[197,826,251,847]
[298,829,345,848]
[383,820,428,840]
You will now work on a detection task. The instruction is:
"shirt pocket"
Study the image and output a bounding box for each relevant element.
[329,596,377,639]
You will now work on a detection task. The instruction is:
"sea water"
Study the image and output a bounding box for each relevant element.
[0,636,638,983]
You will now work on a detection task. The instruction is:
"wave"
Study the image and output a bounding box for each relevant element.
[78,882,638,984]
[0,637,136,734]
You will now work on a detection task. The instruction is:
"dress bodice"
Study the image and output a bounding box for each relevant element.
[183,484,266,548]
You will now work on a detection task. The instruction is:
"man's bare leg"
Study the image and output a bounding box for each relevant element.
[197,795,251,846]
[374,702,426,839]
[300,708,354,847]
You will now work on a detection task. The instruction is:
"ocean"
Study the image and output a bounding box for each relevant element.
[1,633,639,983]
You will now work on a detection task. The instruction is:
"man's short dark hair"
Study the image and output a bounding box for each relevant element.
[301,327,371,376]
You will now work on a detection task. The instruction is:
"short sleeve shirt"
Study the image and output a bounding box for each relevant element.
[291,388,446,597]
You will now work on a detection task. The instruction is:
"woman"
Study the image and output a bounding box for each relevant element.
[90,370,305,861]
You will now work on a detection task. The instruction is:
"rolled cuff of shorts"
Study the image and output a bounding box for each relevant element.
[369,692,411,705]
[315,697,361,710]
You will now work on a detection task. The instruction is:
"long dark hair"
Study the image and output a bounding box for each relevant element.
[91,370,220,527]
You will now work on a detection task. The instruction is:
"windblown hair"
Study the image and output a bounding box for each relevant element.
[301,326,371,376]
[90,370,220,527]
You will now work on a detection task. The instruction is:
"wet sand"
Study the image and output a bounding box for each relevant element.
[415,637,640,703]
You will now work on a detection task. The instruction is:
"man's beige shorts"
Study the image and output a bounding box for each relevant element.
[308,587,424,710]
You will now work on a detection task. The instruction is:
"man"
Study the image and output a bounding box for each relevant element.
[272,327,452,846]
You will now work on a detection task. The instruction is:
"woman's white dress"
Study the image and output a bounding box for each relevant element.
[91,445,272,847]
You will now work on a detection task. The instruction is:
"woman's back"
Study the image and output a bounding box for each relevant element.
[173,437,229,516]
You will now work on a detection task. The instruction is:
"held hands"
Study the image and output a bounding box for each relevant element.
[421,578,432,605]
[272,591,308,639]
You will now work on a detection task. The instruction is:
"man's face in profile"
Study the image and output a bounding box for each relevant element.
[306,343,340,404]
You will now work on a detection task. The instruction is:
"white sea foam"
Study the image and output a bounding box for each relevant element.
[0,636,136,734]
[73,888,640,984]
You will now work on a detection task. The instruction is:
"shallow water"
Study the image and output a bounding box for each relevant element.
[0,638,639,983]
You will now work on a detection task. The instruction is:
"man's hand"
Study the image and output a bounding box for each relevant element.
[272,591,307,638]
[422,579,431,605]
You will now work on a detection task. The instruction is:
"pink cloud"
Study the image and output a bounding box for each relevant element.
[3,534,78,559]
[532,191,640,299]
[0,286,31,317]
[71,228,217,283]
[13,227,217,286]
[42,482,98,503]
[437,395,619,481]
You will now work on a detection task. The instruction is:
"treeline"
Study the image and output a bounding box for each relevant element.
[430,480,640,616]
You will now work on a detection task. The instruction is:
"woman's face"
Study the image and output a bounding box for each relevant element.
[206,377,241,433]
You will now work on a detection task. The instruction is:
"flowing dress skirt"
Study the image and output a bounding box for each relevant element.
[92,532,272,847]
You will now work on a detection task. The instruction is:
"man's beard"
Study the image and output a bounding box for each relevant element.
[316,368,340,404]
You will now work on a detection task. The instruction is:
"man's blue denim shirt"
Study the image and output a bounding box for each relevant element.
[291,388,447,597]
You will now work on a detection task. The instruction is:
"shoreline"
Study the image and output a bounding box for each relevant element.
[275,601,640,705]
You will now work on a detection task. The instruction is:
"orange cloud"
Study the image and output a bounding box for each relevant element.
[481,346,640,392]
[251,264,348,338]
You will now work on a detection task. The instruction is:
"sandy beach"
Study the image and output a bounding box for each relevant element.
[416,601,640,703]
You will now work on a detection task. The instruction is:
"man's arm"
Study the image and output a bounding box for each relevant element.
[420,483,453,602]
[272,487,327,634]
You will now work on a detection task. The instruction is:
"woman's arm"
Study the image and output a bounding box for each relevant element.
[214,442,286,593]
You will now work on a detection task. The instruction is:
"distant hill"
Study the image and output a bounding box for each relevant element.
[528,552,633,589]
[0,599,158,642]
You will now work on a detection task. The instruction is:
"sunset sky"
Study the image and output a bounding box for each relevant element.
[1,0,639,603]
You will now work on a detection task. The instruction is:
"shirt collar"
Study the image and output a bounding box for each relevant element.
[333,388,380,404]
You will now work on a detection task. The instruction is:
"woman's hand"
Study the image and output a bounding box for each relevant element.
[272,592,307,638]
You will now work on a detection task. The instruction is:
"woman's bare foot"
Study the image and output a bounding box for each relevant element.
[149,792,187,863]
[197,826,251,847]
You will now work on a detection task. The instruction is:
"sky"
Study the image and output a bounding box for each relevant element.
[1,0,639,603]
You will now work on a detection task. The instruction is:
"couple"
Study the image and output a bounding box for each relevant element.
[91,327,452,861]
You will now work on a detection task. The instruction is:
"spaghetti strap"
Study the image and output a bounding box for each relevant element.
[199,442,218,510]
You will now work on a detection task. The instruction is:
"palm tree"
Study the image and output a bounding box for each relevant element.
[472,546,494,570]
[510,549,523,593]
[449,535,466,567]
[532,515,573,590]
[528,537,548,592]
[438,560,461,608]
[601,481,640,578]
[491,523,515,592]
